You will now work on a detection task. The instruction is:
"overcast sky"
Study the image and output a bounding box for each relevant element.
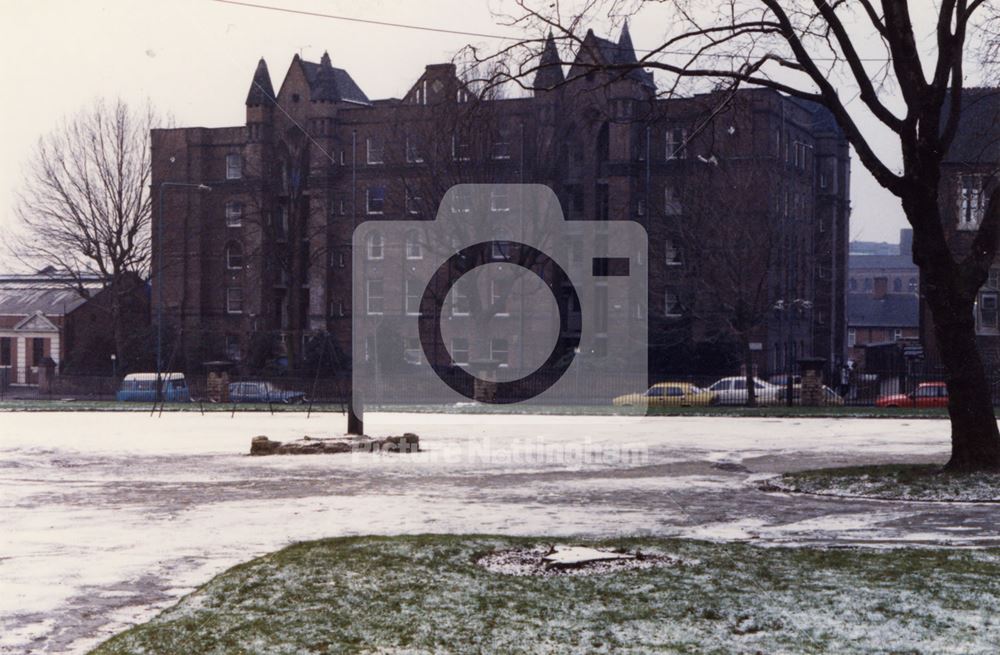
[2,0,958,270]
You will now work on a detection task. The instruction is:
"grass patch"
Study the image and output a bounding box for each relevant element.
[89,535,1000,654]
[768,464,1000,502]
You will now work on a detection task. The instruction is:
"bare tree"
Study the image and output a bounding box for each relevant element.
[675,163,796,406]
[10,98,161,366]
[491,1,1000,471]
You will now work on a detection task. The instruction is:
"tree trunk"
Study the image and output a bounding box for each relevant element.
[924,290,1000,471]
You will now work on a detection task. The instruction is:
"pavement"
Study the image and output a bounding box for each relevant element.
[1,411,998,654]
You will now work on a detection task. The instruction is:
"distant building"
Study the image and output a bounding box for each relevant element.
[0,269,150,386]
[846,277,920,366]
[848,228,918,295]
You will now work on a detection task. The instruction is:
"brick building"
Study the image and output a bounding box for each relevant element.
[151,26,851,378]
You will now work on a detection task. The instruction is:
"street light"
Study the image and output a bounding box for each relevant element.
[157,182,211,396]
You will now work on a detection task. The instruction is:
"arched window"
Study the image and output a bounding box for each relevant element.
[226,242,243,270]
[367,231,383,260]
[893,278,902,292]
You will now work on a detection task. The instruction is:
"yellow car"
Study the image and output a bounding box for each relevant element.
[613,382,717,407]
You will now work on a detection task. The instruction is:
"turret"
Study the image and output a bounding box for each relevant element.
[532,32,565,92]
[245,57,275,107]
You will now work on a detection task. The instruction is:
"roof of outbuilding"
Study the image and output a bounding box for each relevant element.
[0,285,89,317]
[847,293,919,328]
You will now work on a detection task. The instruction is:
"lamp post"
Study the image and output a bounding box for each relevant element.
[157,182,211,396]
[110,353,117,379]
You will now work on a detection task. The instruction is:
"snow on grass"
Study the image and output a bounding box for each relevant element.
[765,464,1000,502]
[88,535,1000,655]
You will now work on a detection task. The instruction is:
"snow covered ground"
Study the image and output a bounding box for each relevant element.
[1,411,997,654]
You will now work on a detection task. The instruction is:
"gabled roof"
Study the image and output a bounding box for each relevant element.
[13,311,59,332]
[847,293,919,328]
[297,52,370,105]
[574,27,655,89]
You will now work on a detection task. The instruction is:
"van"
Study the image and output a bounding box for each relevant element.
[116,373,191,402]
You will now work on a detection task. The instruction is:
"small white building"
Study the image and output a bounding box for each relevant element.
[0,269,99,386]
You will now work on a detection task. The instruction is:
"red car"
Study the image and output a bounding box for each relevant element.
[876,382,949,408]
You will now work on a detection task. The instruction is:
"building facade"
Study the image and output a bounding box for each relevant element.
[151,27,851,378]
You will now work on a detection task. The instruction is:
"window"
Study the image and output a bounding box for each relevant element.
[450,338,470,366]
[665,127,687,160]
[366,187,385,214]
[492,239,511,260]
[908,277,918,293]
[450,187,471,213]
[366,280,384,315]
[665,291,682,317]
[226,335,241,361]
[366,137,384,165]
[405,136,423,163]
[226,154,242,180]
[489,188,510,213]
[959,174,985,229]
[404,337,422,365]
[636,198,645,216]
[849,278,858,292]
[490,338,509,366]
[979,291,999,333]
[226,287,244,314]
[893,278,902,292]
[893,328,904,341]
[452,133,471,161]
[225,202,243,227]
[405,186,423,215]
[405,279,421,315]
[366,231,384,260]
[491,280,510,315]
[0,337,10,366]
[847,328,856,347]
[226,242,243,270]
[864,278,873,292]
[492,129,511,159]
[405,231,422,259]
[665,239,682,265]
[451,281,470,316]
[664,186,681,216]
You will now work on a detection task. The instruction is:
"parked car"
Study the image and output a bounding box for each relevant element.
[116,373,191,402]
[876,382,948,408]
[228,381,307,404]
[707,376,783,405]
[613,382,716,407]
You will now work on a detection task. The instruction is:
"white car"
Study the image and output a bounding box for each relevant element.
[707,376,783,405]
